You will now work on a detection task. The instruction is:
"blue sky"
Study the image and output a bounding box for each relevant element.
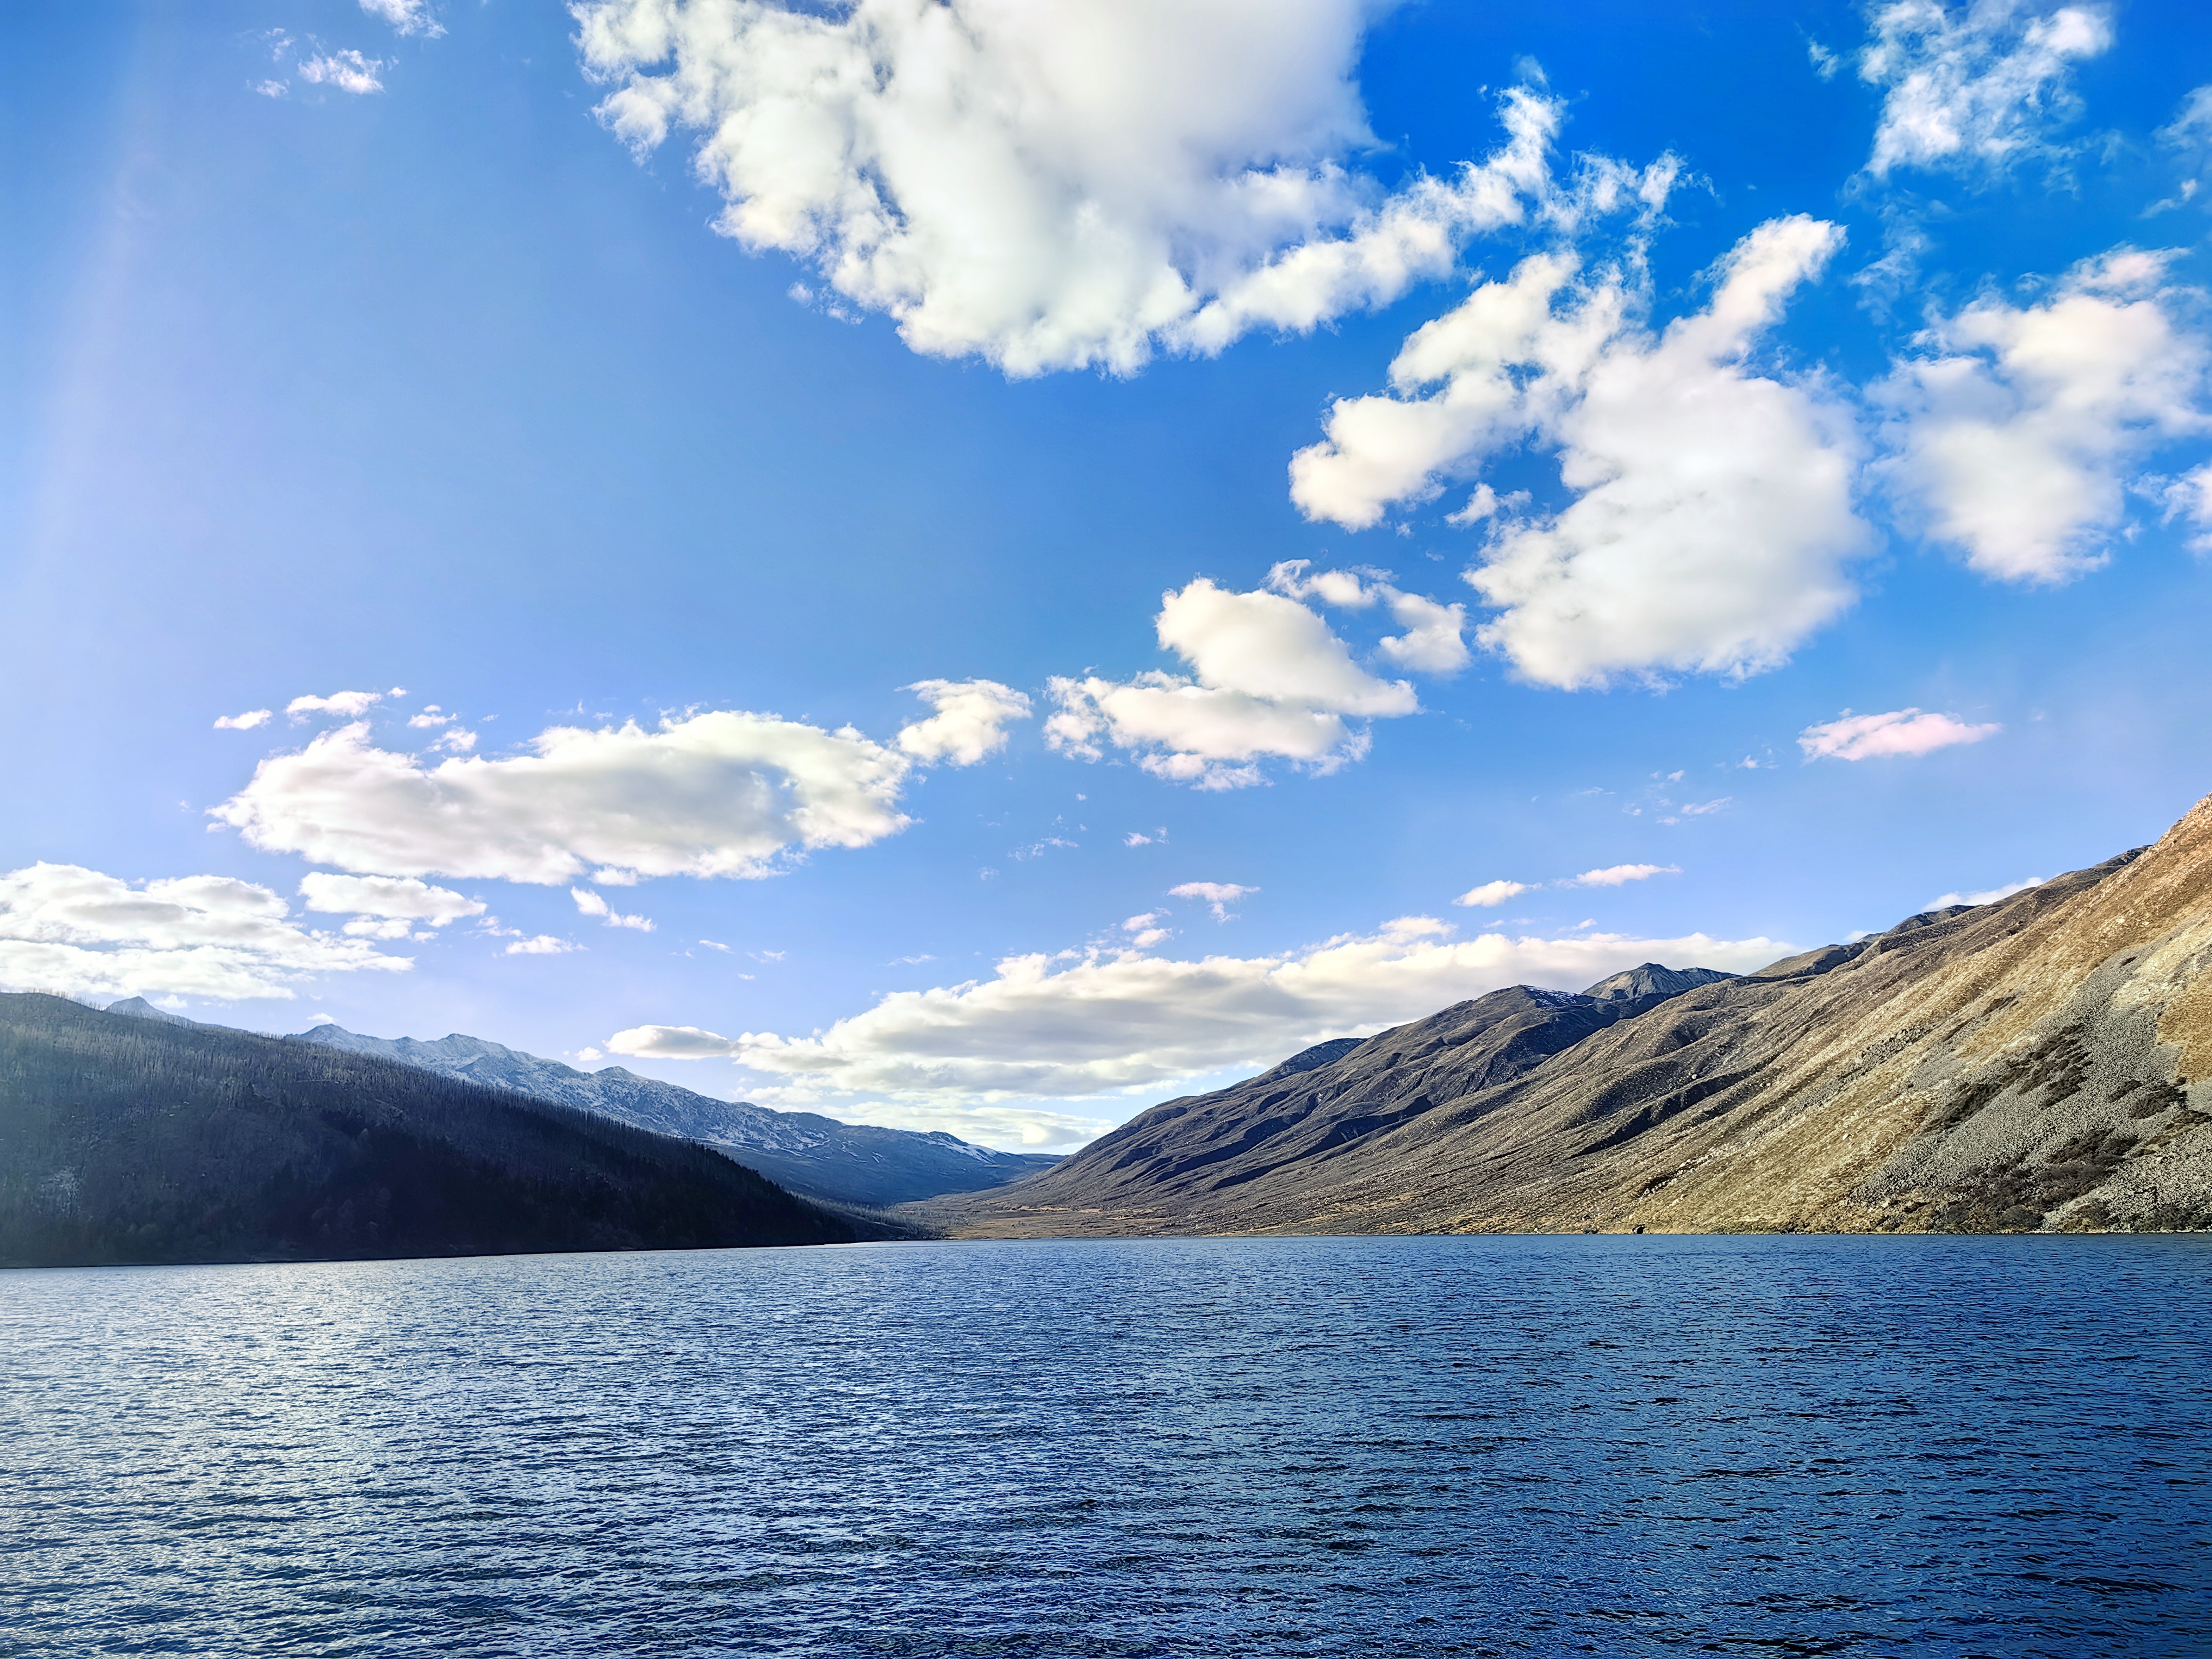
[6,0,2211,1149]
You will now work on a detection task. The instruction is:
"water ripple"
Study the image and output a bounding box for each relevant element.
[2,1234,2208,1656]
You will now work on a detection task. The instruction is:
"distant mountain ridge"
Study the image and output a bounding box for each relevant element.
[281,1023,1058,1209]
[1582,963,1736,1003]
[1,994,865,1268]
[917,798,2212,1238]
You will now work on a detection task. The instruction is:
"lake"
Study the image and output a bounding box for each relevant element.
[3,1235,2207,1656]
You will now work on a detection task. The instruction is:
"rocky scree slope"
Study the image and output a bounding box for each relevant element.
[920,792,2212,1237]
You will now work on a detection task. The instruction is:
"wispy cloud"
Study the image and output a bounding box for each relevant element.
[298,50,385,95]
[1571,863,1680,887]
[1170,881,1257,921]
[1453,880,1529,908]
[1799,707,2001,760]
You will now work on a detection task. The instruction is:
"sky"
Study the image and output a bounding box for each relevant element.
[5,0,2212,1151]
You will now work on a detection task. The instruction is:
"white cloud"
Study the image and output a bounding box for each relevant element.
[212,711,912,885]
[288,689,383,718]
[0,862,410,1003]
[571,887,655,932]
[1264,559,1384,610]
[1928,874,2045,908]
[572,0,1675,377]
[1122,912,1171,949]
[361,0,443,37]
[608,1022,736,1057]
[434,729,477,753]
[1375,589,1472,675]
[638,914,1789,1107]
[1290,218,1869,689]
[1857,1,2112,179]
[1046,578,1418,788]
[1799,707,2002,760]
[599,1024,1115,1146]
[2156,84,2212,204]
[408,709,452,728]
[504,935,577,956]
[1170,880,1256,920]
[1877,249,2211,581]
[298,50,385,95]
[254,79,287,98]
[214,709,272,731]
[1572,862,1678,887]
[896,679,1033,767]
[1265,559,1471,675]
[298,872,484,925]
[2162,463,2212,552]
[1453,879,1528,908]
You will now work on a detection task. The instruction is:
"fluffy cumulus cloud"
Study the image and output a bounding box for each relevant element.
[1877,250,2212,582]
[0,864,410,1002]
[212,710,912,885]
[1291,218,1869,689]
[1046,578,1421,788]
[1857,0,2112,179]
[607,915,1789,1108]
[896,679,1033,766]
[214,709,272,730]
[572,0,1675,375]
[297,872,485,939]
[1265,560,1471,675]
[1799,707,2002,760]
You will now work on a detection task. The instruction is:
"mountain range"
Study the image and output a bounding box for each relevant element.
[0,994,867,1267]
[915,791,2212,1238]
[99,1007,1057,1211]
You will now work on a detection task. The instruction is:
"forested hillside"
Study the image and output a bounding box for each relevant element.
[0,994,863,1266]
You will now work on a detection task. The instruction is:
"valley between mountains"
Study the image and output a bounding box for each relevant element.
[912,790,2212,1238]
[6,793,2210,1264]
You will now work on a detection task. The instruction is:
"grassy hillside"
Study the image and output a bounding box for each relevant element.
[919,792,2212,1238]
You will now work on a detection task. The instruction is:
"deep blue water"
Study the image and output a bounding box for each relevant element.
[2,1234,2208,1657]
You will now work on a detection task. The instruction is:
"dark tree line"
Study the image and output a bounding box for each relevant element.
[0,994,864,1267]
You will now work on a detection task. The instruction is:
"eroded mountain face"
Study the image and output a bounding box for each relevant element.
[921,794,2212,1238]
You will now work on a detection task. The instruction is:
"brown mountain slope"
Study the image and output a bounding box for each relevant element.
[920,791,2212,1237]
